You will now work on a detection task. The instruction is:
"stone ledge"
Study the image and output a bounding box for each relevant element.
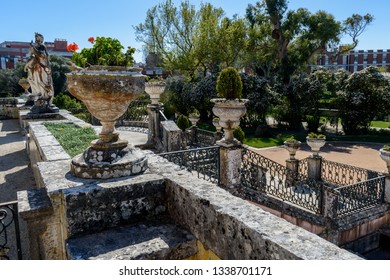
[147,153,362,260]
[66,222,197,260]
[29,122,70,162]
[17,189,53,220]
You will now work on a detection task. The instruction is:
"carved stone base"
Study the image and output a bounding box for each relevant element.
[30,98,59,114]
[71,145,148,179]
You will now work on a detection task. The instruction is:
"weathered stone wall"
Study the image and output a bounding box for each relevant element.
[147,154,361,260]
[0,98,20,119]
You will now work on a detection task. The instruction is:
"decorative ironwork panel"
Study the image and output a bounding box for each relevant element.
[335,176,385,217]
[298,157,309,177]
[159,146,220,184]
[0,201,22,260]
[117,100,150,124]
[194,129,217,147]
[322,159,380,186]
[240,148,323,214]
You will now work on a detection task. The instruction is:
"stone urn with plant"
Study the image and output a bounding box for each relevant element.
[188,108,200,127]
[66,36,147,179]
[145,76,166,104]
[306,132,326,156]
[379,145,390,172]
[283,136,301,160]
[211,67,248,146]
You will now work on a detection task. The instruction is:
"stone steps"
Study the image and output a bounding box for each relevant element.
[66,222,197,260]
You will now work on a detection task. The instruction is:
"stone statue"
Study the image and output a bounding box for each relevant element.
[24,33,55,112]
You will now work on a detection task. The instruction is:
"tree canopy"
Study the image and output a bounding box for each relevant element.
[134,0,246,79]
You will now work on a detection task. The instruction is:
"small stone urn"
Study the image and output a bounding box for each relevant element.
[306,134,326,157]
[145,81,165,104]
[18,78,30,93]
[379,147,390,172]
[19,78,36,107]
[283,139,301,160]
[211,98,247,145]
[66,66,147,179]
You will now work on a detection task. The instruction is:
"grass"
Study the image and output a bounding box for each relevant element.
[370,121,390,129]
[243,133,307,149]
[44,122,98,157]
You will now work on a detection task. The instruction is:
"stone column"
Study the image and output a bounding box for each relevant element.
[322,186,340,245]
[218,142,243,188]
[307,156,322,181]
[285,159,299,187]
[161,120,182,152]
[17,189,67,259]
[379,150,390,203]
[147,103,163,146]
[384,176,390,204]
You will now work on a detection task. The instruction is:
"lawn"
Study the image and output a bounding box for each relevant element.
[370,121,390,129]
[44,122,98,157]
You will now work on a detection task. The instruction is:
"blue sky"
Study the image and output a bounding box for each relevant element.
[2,0,389,62]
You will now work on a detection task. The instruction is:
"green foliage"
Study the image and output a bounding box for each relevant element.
[307,132,325,139]
[49,55,71,94]
[161,78,188,118]
[274,72,324,130]
[305,115,320,133]
[284,136,299,143]
[72,37,135,67]
[44,122,97,157]
[240,73,275,127]
[176,114,191,131]
[182,74,217,121]
[135,0,247,78]
[383,145,390,152]
[337,66,390,134]
[0,63,26,97]
[53,93,84,110]
[233,126,245,143]
[216,67,242,99]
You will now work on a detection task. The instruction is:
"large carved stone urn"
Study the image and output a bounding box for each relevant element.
[145,81,165,104]
[66,66,147,179]
[211,98,247,145]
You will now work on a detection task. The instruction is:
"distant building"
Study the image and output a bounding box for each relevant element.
[315,47,390,73]
[0,39,72,70]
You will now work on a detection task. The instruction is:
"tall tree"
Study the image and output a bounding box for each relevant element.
[246,0,373,84]
[337,66,390,134]
[134,0,247,79]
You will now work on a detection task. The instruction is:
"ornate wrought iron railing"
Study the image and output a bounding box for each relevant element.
[240,148,324,214]
[335,176,386,217]
[117,100,150,125]
[159,146,220,184]
[0,201,22,260]
[321,159,380,186]
[298,157,309,177]
[193,128,218,147]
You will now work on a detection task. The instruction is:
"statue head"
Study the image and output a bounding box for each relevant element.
[35,32,44,44]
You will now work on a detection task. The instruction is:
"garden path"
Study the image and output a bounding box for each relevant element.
[252,142,387,173]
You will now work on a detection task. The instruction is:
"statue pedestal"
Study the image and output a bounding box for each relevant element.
[29,97,59,114]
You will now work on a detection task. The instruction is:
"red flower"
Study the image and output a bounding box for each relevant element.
[67,43,79,52]
[88,37,95,43]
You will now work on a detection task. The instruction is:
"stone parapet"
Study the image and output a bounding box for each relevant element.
[148,154,361,260]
